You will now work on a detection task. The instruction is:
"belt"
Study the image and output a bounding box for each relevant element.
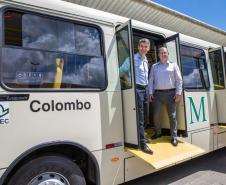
[155,88,175,92]
[136,84,147,90]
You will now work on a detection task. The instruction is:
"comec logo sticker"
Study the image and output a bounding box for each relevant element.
[0,102,9,124]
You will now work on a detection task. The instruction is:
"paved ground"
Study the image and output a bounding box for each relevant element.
[123,147,226,185]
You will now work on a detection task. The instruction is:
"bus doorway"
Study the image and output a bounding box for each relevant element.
[116,22,205,169]
[132,30,161,131]
[132,30,188,141]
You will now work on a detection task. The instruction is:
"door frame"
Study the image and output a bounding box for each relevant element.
[116,20,140,148]
[209,46,226,125]
[208,46,226,89]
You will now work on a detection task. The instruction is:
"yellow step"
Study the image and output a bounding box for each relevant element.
[126,136,205,169]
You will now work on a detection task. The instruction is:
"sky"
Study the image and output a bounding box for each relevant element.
[152,0,226,31]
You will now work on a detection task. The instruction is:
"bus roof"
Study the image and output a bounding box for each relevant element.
[1,0,224,48]
[65,0,226,46]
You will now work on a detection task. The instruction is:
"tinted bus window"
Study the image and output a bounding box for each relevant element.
[3,11,106,90]
[116,26,132,89]
[209,49,225,90]
[181,45,209,89]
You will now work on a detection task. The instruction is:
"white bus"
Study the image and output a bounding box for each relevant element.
[0,0,226,185]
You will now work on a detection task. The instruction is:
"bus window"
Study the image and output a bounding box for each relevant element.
[3,11,106,90]
[165,40,178,64]
[209,49,225,89]
[180,45,210,89]
[116,26,132,89]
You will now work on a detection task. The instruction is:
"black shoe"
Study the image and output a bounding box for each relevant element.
[151,133,162,140]
[171,138,178,146]
[141,144,153,154]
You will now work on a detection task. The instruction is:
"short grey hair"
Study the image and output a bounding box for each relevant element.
[138,38,150,46]
[158,47,168,53]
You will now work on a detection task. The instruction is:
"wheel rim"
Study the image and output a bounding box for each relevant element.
[29,172,70,185]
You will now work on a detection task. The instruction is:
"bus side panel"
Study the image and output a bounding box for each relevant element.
[92,146,124,185]
[0,88,124,175]
[191,128,214,152]
[207,91,218,125]
[0,93,102,167]
[0,89,124,169]
[217,132,226,149]
[99,91,124,147]
[181,127,214,153]
[215,126,226,149]
[101,31,124,147]
[216,90,226,123]
[124,156,156,182]
[96,29,125,184]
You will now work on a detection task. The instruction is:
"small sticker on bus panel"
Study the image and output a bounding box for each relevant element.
[16,71,43,84]
[0,102,9,125]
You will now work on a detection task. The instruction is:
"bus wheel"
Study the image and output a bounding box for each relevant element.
[8,155,86,185]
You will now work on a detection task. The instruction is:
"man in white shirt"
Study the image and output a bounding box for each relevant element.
[149,47,183,146]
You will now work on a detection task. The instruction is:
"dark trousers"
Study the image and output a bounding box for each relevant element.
[153,90,177,139]
[136,87,149,145]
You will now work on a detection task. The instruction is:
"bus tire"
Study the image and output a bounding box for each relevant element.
[8,155,86,185]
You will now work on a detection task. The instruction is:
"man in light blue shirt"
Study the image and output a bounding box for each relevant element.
[120,38,153,154]
[149,47,183,146]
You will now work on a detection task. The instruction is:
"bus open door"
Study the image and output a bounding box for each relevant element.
[209,46,226,126]
[209,46,226,148]
[116,20,139,148]
[116,22,205,169]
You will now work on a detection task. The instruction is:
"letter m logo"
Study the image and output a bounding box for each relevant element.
[187,96,207,124]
